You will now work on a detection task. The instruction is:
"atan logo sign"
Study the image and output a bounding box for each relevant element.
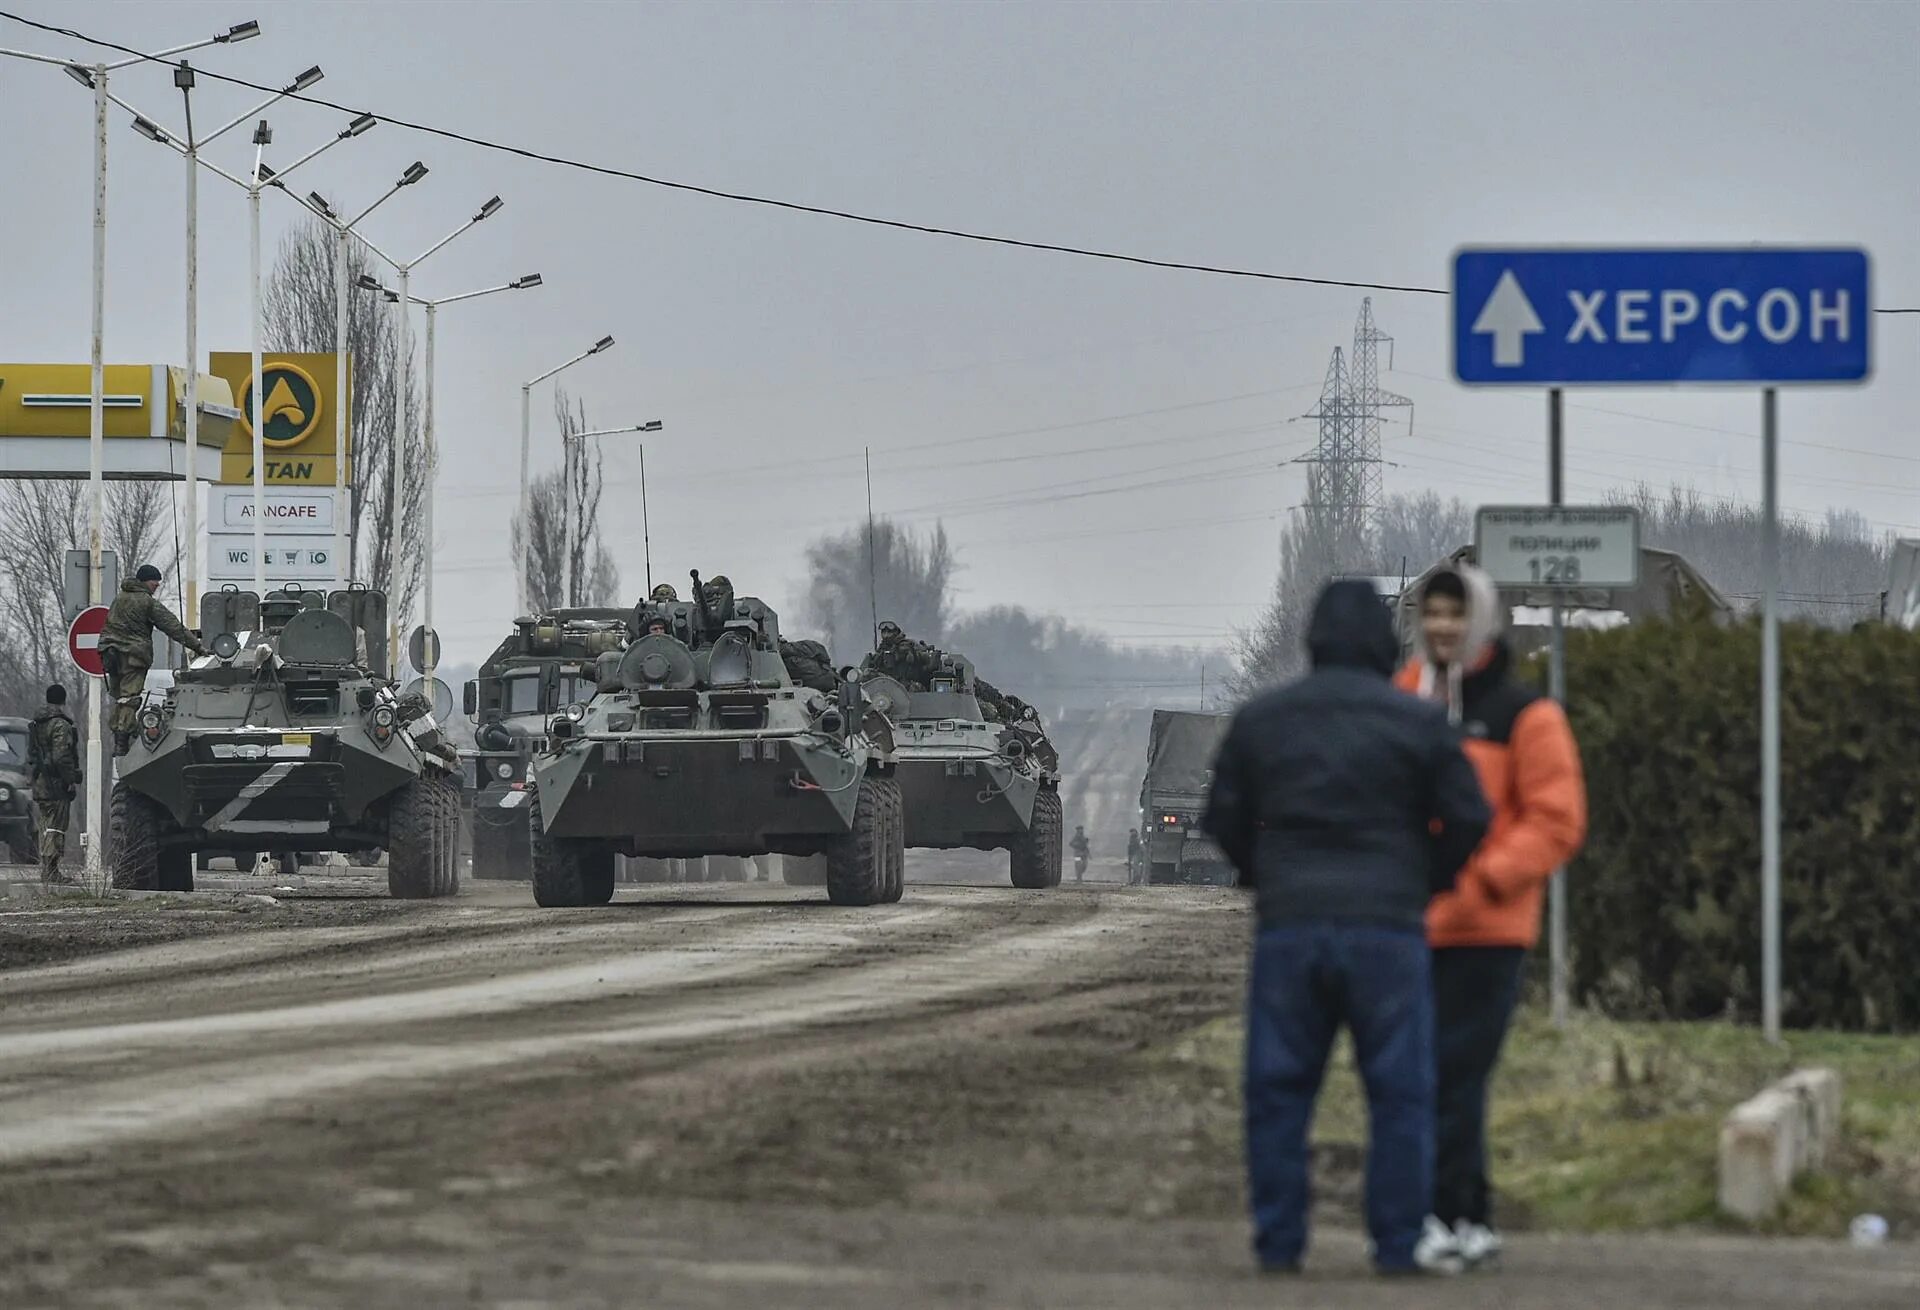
[210,352,352,486]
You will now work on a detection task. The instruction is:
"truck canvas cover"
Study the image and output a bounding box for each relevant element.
[1143,710,1228,798]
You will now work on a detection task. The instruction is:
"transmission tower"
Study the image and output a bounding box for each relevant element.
[1300,297,1413,525]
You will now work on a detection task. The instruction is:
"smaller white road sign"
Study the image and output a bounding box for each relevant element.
[217,489,339,536]
[1475,506,1641,589]
[206,534,337,582]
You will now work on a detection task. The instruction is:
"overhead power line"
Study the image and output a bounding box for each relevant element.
[6,10,1913,312]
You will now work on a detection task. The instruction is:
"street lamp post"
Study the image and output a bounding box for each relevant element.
[519,337,616,615]
[4,18,262,892]
[243,112,376,597]
[300,160,430,591]
[564,422,663,606]
[359,272,541,686]
[370,198,508,675]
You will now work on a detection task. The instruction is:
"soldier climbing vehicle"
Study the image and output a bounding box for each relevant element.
[860,653,1063,888]
[110,585,462,897]
[527,591,904,908]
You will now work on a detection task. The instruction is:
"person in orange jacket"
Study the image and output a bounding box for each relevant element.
[1396,562,1587,1270]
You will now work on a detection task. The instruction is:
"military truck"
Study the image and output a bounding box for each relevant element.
[1138,709,1232,886]
[110,585,461,898]
[528,593,904,907]
[0,717,36,865]
[462,609,630,879]
[860,654,1062,888]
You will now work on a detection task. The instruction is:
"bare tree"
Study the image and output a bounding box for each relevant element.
[803,518,956,664]
[260,218,422,620]
[512,389,619,612]
[0,477,173,716]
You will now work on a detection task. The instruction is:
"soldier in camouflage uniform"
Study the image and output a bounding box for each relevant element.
[100,564,207,756]
[649,583,678,603]
[861,620,940,690]
[27,684,79,884]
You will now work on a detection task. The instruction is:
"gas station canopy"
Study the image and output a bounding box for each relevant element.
[0,363,236,480]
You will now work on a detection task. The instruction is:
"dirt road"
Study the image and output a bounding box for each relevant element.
[0,877,1912,1308]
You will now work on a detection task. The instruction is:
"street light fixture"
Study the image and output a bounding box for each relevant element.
[397,274,547,682]
[518,337,618,613]
[2,16,267,893]
[564,422,666,595]
[378,197,512,666]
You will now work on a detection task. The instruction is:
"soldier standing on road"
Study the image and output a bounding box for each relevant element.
[27,684,79,884]
[1069,825,1091,880]
[1203,579,1490,1277]
[1126,828,1143,883]
[99,564,206,756]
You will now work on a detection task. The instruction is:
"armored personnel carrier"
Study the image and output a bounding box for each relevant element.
[110,585,461,898]
[462,609,630,879]
[528,593,904,907]
[0,717,35,865]
[860,655,1062,888]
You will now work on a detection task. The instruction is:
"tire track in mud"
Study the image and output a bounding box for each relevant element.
[0,891,1155,1165]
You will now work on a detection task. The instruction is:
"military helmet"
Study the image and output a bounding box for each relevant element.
[706,575,732,591]
[650,583,678,602]
[877,620,903,641]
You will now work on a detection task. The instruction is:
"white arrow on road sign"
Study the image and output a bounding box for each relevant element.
[1472,269,1545,367]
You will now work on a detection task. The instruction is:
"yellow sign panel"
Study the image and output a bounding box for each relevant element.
[0,363,166,438]
[210,352,352,486]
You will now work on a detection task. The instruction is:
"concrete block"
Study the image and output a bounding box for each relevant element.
[1717,1067,1844,1220]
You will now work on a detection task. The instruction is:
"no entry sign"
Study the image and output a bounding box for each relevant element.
[67,604,110,678]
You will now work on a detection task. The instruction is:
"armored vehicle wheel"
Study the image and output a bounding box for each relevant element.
[1009,788,1063,889]
[110,783,171,891]
[1147,862,1179,885]
[825,776,890,907]
[529,788,615,907]
[388,774,460,900]
[876,777,906,903]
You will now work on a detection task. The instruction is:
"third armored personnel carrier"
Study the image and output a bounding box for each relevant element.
[528,594,904,907]
[110,585,461,898]
[860,655,1062,888]
[462,609,630,879]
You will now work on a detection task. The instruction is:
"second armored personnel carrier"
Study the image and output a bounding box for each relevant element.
[110,585,462,898]
[528,594,904,907]
[0,717,36,865]
[860,655,1062,888]
[462,609,630,879]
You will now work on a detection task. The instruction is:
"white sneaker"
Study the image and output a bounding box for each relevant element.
[1454,1220,1503,1269]
[1411,1215,1466,1275]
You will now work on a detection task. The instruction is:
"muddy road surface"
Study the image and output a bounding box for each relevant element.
[1,877,1912,1308]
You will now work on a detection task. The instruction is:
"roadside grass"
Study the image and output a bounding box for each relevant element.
[1161,1008,1920,1239]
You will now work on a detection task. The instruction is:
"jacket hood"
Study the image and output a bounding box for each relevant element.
[1307,579,1398,676]
[31,705,72,724]
[118,576,148,595]
[1407,561,1503,669]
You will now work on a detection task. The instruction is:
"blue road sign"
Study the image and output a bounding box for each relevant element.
[1452,247,1871,385]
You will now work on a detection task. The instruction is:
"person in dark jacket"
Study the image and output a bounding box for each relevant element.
[28,684,79,884]
[1204,579,1491,1276]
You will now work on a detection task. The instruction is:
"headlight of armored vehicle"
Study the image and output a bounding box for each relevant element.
[563,702,587,724]
[0,784,11,804]
[371,703,397,747]
[495,761,514,779]
[138,706,166,749]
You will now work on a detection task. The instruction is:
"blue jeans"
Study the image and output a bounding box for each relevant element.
[1244,921,1435,1271]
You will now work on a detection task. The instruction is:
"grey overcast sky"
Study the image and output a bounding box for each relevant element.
[2,0,1914,666]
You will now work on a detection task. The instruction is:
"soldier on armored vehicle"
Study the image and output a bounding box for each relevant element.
[527,587,904,909]
[111,585,461,898]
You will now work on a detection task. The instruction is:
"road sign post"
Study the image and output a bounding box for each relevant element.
[67,605,111,679]
[1454,245,1872,1044]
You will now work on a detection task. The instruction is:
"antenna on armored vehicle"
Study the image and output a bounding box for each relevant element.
[865,447,879,651]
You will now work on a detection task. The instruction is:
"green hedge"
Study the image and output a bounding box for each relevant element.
[1562,617,1920,1032]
